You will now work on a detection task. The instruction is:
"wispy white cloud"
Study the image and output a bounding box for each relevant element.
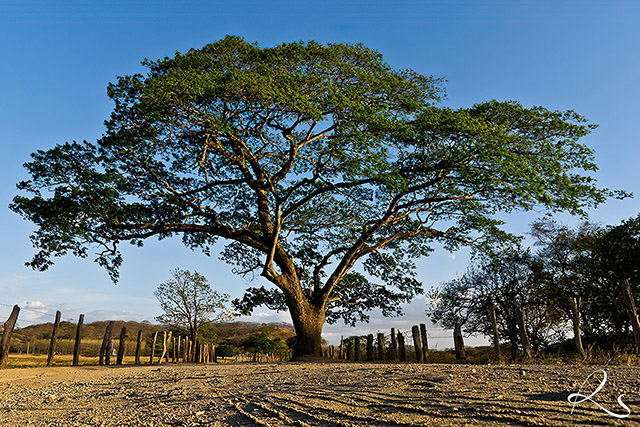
[84,309,151,323]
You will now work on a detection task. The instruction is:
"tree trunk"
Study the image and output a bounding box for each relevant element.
[620,279,640,353]
[490,303,501,364]
[453,323,465,360]
[515,306,531,359]
[288,298,325,359]
[569,296,585,357]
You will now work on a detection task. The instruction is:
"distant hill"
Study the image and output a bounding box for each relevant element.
[12,320,294,342]
[215,321,294,341]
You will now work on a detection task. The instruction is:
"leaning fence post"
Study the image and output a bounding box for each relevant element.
[73,314,84,366]
[150,331,158,365]
[158,331,167,364]
[135,330,142,365]
[46,310,62,367]
[0,305,20,369]
[454,323,466,360]
[390,328,398,361]
[99,321,114,366]
[366,334,374,361]
[106,331,114,365]
[116,326,127,365]
[420,324,428,361]
[412,325,423,363]
[377,333,385,361]
[397,330,406,362]
[490,304,501,364]
[621,279,640,353]
[165,331,172,363]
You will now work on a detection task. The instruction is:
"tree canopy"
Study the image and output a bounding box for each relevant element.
[11,36,624,357]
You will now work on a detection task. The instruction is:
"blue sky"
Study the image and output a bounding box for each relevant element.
[1,1,638,347]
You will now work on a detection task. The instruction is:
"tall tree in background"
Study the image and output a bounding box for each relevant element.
[154,268,234,344]
[11,36,625,357]
[529,218,599,356]
[429,247,556,359]
[579,214,640,341]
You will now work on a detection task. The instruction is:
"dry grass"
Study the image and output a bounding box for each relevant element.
[5,354,158,368]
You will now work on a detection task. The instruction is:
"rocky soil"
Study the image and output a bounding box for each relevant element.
[1,362,639,426]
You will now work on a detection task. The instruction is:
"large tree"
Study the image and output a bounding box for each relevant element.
[11,36,624,357]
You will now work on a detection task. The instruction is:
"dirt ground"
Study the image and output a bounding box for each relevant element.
[1,362,639,426]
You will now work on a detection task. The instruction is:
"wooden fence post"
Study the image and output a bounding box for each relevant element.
[212,344,217,363]
[366,334,374,361]
[354,336,361,362]
[377,333,385,361]
[454,323,465,360]
[73,314,84,366]
[346,340,353,361]
[177,336,182,363]
[106,336,114,365]
[166,331,172,363]
[99,321,114,366]
[412,325,423,363]
[390,328,398,361]
[515,306,531,359]
[46,310,62,367]
[116,327,127,365]
[569,296,586,357]
[0,305,20,369]
[420,324,428,361]
[135,330,142,365]
[339,336,344,360]
[158,331,167,364]
[150,331,158,365]
[621,279,640,353]
[490,304,501,364]
[172,337,176,363]
[397,331,406,362]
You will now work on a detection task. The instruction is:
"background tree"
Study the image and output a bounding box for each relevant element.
[154,268,234,345]
[11,36,625,357]
[241,332,290,358]
[428,246,560,359]
[529,218,600,355]
[578,214,640,344]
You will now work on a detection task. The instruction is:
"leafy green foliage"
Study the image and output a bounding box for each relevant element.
[241,332,289,355]
[577,215,640,337]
